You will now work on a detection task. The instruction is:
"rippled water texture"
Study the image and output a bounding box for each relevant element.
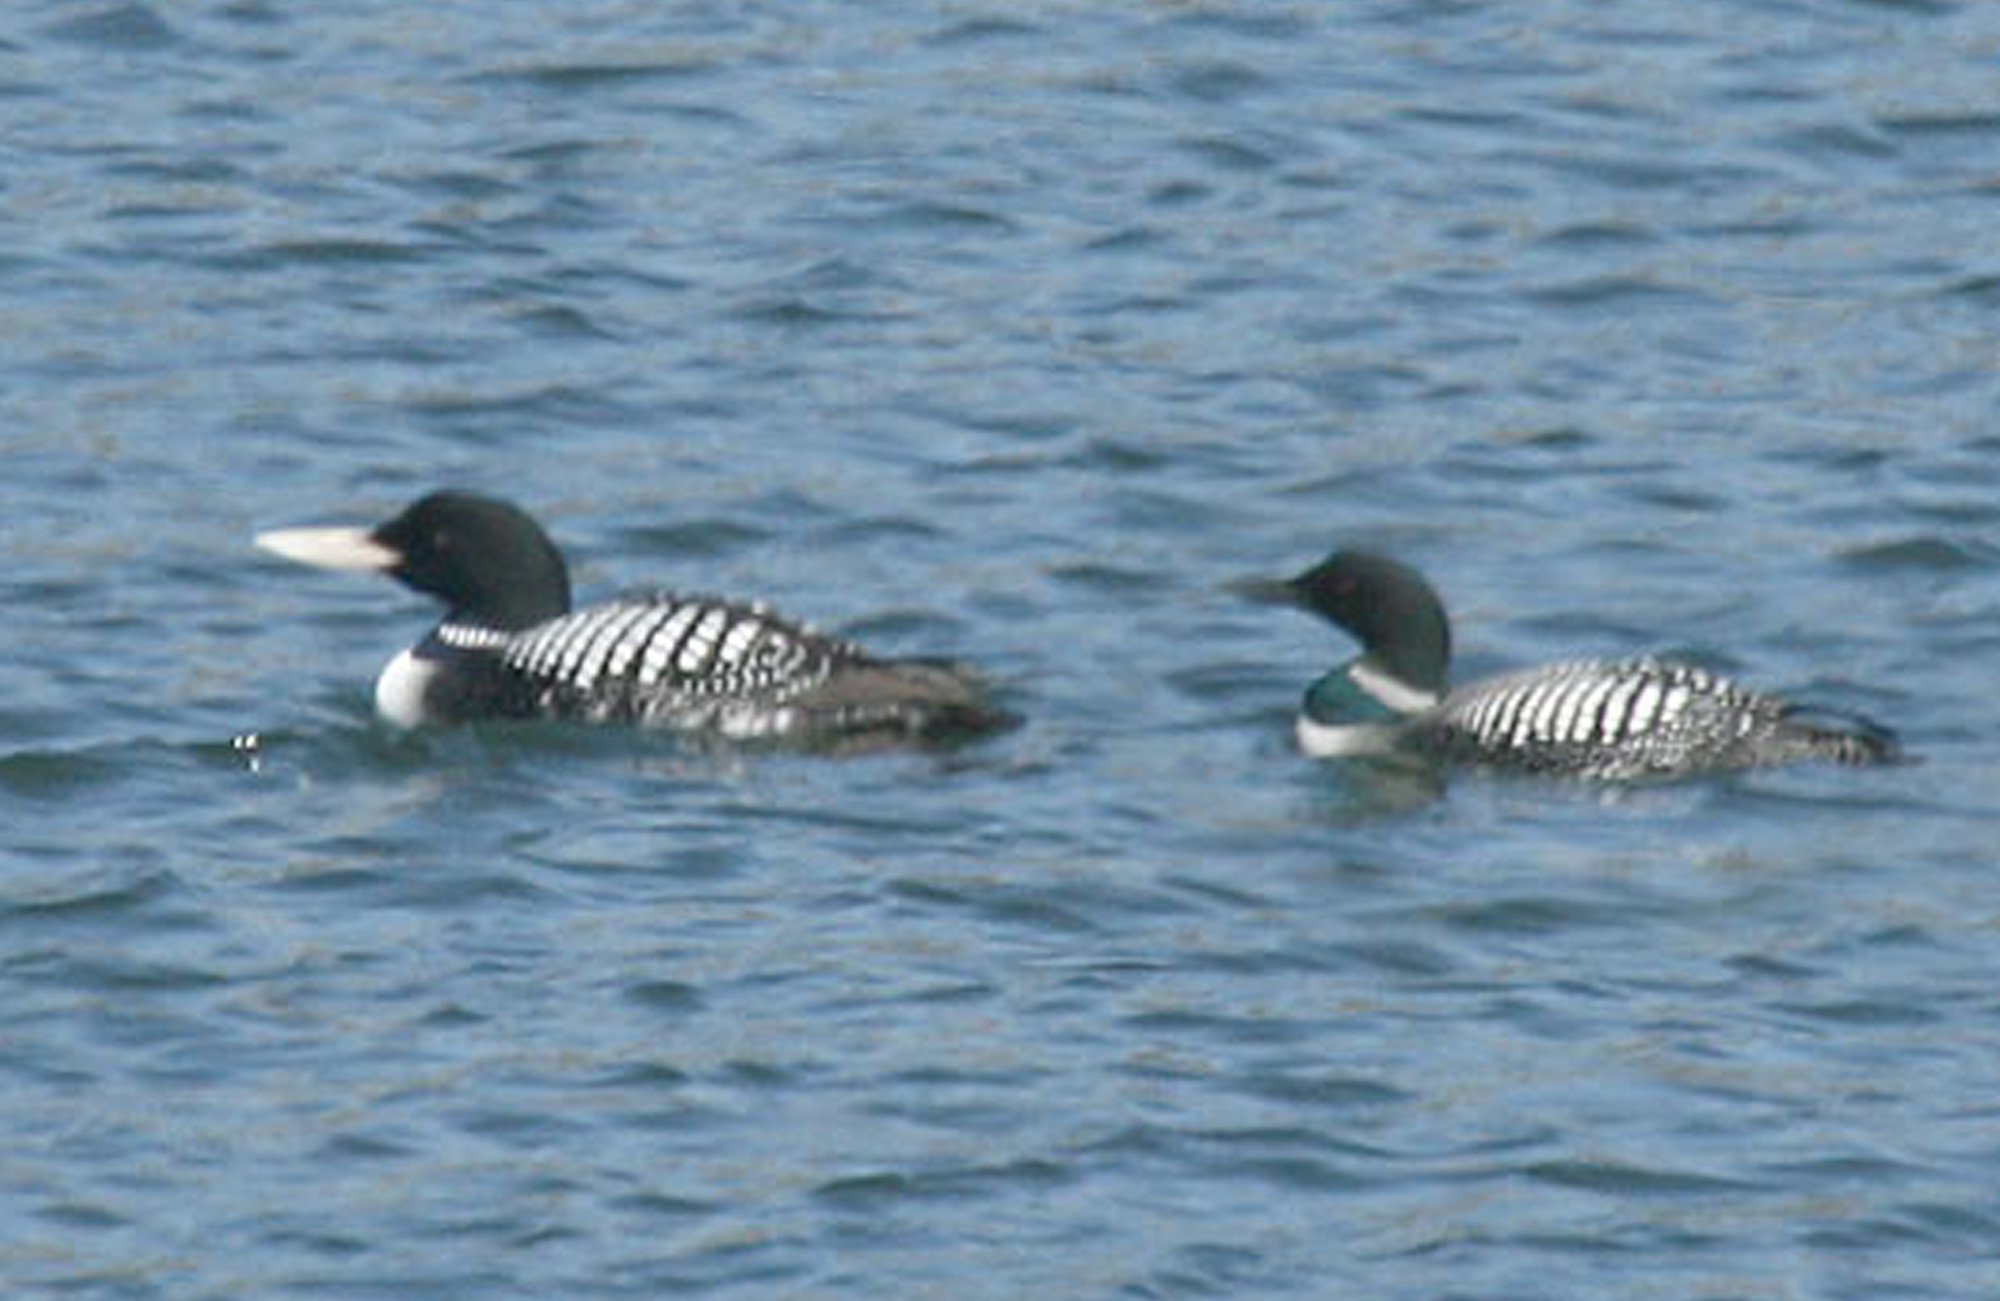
[5,1,2000,1297]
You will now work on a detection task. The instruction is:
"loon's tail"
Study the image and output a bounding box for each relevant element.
[1777,704,1908,767]
[792,657,1019,752]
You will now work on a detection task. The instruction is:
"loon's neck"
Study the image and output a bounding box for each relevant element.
[1305,657,1440,724]
[1296,658,1435,758]
[1344,656,1442,715]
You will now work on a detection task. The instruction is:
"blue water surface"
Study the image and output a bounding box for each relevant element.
[5,1,2000,1297]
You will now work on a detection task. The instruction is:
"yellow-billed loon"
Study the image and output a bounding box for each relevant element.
[256,490,1013,748]
[1248,550,1903,780]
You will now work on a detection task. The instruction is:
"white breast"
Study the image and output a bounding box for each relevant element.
[374,647,438,728]
[1296,714,1401,758]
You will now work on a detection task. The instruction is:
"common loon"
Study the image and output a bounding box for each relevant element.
[256,490,1013,748]
[1249,550,1902,780]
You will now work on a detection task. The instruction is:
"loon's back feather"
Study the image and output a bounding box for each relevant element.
[495,591,848,709]
[444,591,1004,742]
[1417,656,1898,779]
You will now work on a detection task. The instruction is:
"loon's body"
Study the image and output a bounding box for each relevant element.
[257,491,1011,749]
[1254,551,1900,781]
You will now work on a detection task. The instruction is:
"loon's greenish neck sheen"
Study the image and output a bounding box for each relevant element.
[1303,663,1407,727]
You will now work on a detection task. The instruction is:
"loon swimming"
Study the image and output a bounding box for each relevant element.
[256,490,1012,748]
[1250,550,1902,780]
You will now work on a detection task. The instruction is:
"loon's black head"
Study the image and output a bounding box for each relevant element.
[1256,550,1453,696]
[258,490,572,631]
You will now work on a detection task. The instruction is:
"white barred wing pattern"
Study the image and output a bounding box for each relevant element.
[441,591,857,723]
[1426,657,1774,775]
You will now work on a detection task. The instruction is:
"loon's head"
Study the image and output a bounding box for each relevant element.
[1249,549,1452,701]
[257,490,572,631]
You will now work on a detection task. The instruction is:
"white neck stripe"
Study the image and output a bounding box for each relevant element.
[1350,659,1441,714]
